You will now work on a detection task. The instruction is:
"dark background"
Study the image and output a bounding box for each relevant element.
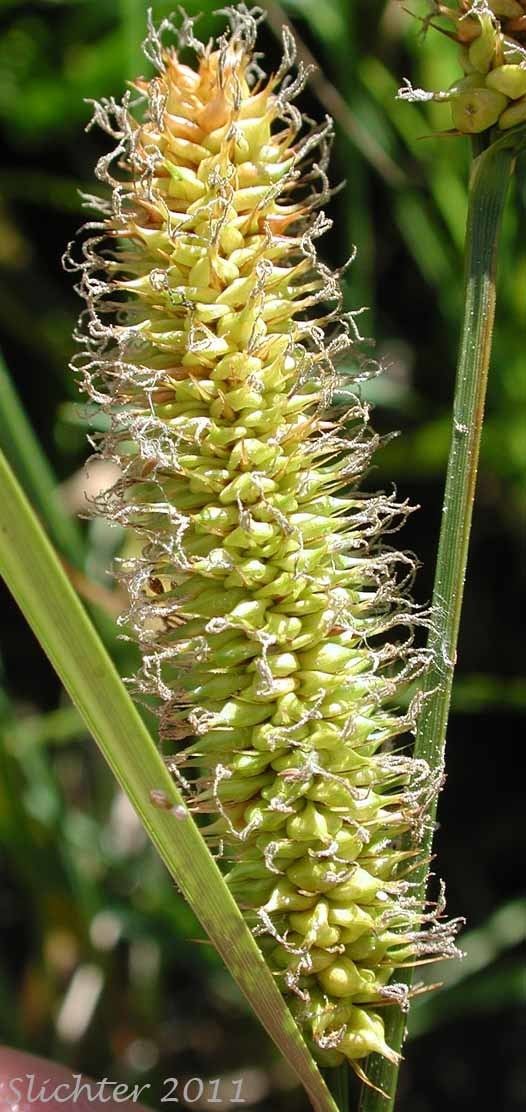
[0,1,525,1109]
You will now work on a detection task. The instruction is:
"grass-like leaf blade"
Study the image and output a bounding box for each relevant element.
[0,446,339,1112]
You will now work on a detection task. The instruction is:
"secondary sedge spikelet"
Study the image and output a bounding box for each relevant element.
[66,5,461,1077]
[399,1,526,132]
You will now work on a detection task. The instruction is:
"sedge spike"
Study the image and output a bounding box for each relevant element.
[399,1,526,133]
[66,5,461,1077]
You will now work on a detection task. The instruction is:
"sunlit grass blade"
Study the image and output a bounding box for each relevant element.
[0,446,339,1112]
[0,347,83,566]
[0,349,123,647]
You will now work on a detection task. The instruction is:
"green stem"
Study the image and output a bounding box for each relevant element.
[357,136,518,1112]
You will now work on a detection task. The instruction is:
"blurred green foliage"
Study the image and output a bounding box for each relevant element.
[0,1,525,1109]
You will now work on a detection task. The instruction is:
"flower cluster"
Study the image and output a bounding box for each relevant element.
[67,5,460,1078]
[400,1,526,133]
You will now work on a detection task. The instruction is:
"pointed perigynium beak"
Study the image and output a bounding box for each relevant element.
[68,5,461,1079]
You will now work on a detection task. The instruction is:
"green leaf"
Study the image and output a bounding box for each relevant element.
[0,348,120,650]
[0,446,338,1112]
[0,347,83,567]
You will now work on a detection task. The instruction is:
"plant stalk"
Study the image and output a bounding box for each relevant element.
[357,137,517,1111]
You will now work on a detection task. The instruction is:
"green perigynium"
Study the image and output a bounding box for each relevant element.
[399,1,526,132]
[67,5,461,1079]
